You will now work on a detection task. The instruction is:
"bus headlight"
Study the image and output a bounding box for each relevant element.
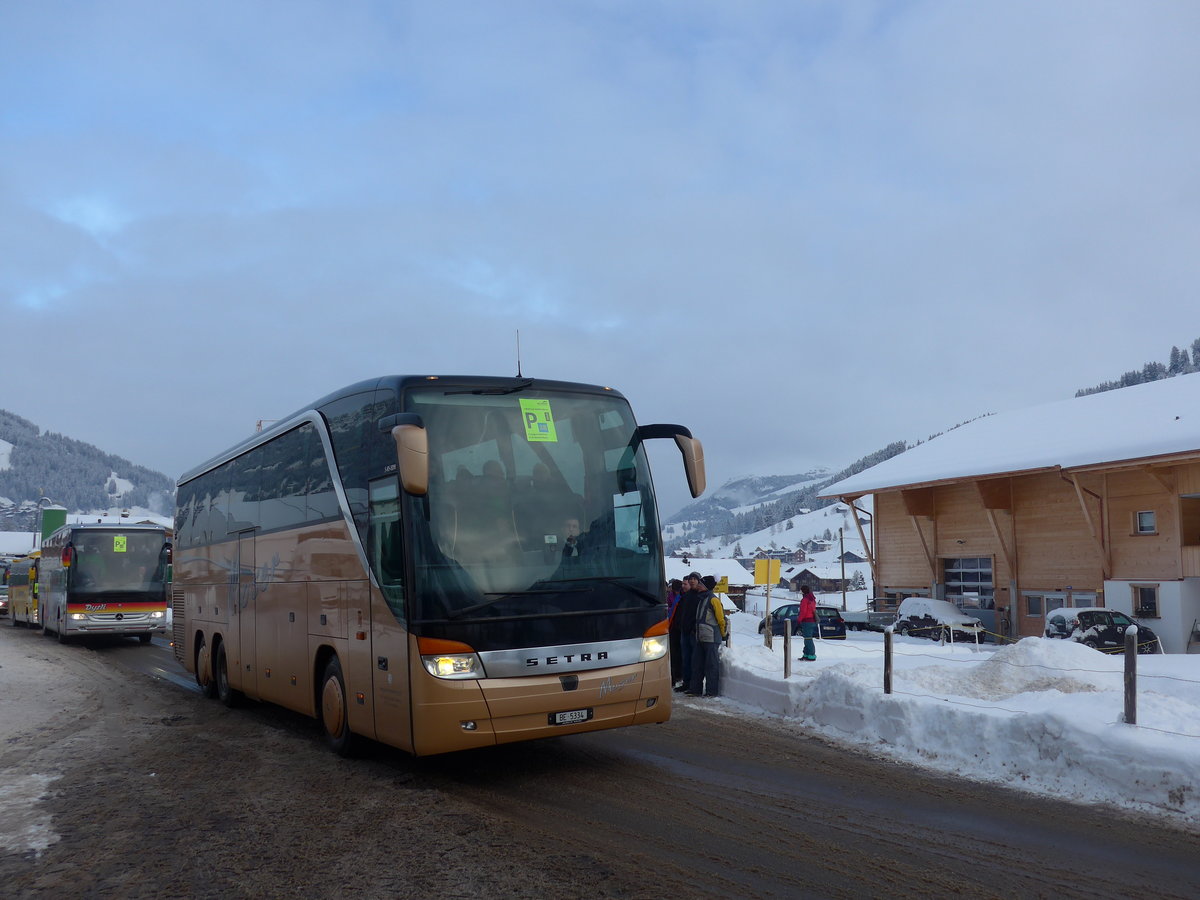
[640,635,668,662]
[149,611,164,619]
[70,613,87,621]
[421,654,481,679]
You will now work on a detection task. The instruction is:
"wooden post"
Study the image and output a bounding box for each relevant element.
[763,581,773,651]
[1124,625,1138,725]
[884,626,893,695]
[783,620,792,679]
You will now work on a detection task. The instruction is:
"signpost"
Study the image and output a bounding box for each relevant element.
[755,558,781,649]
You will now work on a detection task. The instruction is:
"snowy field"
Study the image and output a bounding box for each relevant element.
[706,588,1200,830]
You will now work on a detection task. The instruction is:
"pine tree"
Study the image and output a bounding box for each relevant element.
[1169,346,1184,374]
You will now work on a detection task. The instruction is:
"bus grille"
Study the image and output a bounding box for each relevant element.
[172,589,186,663]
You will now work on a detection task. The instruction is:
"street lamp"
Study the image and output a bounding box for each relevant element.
[34,497,54,550]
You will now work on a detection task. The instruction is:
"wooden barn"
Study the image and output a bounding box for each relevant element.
[821,374,1200,653]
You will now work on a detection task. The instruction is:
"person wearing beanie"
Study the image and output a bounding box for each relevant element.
[690,575,728,697]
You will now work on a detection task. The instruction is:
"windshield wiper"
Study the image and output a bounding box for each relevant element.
[542,575,662,606]
[446,586,587,620]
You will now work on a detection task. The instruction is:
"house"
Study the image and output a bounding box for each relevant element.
[821,373,1200,653]
[779,565,853,594]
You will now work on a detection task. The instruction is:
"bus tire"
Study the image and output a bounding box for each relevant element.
[196,635,217,698]
[57,615,70,644]
[319,656,355,757]
[215,641,240,708]
[138,633,152,644]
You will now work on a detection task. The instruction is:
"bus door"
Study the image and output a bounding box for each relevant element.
[367,477,411,751]
[237,530,259,698]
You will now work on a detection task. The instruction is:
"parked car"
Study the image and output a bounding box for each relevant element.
[893,597,984,642]
[758,603,800,636]
[1044,607,1162,654]
[816,605,847,640]
[756,603,847,639]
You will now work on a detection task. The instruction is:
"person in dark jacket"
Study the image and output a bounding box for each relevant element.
[675,572,703,693]
[666,579,685,688]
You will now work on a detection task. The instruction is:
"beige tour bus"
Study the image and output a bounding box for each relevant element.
[174,375,704,756]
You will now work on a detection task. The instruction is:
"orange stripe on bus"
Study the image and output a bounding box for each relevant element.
[416,636,476,655]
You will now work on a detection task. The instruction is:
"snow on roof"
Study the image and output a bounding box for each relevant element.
[822,373,1200,497]
[0,532,36,556]
[665,557,753,585]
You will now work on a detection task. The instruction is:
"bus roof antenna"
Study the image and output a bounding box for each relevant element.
[516,329,523,378]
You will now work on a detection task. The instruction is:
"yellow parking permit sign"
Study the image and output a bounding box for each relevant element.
[520,398,558,442]
[754,559,780,585]
[114,535,128,553]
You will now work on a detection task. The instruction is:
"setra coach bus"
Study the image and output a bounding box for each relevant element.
[38,522,172,643]
[173,375,704,756]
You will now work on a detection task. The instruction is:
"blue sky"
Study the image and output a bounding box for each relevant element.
[3,1,1199,515]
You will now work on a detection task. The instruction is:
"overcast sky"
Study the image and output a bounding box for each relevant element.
[3,1,1199,516]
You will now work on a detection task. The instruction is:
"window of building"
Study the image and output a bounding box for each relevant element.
[1132,584,1159,618]
[943,557,995,608]
[1135,510,1157,535]
[1024,593,1044,617]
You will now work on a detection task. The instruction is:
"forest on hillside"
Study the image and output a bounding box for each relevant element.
[0,409,174,530]
[1076,337,1200,396]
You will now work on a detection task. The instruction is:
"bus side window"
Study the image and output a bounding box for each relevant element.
[368,477,405,623]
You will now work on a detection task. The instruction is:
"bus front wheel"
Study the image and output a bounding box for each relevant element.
[320,656,355,757]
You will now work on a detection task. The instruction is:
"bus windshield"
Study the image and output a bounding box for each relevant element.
[71,531,170,594]
[404,387,665,630]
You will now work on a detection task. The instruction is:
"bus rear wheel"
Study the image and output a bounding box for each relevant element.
[215,641,240,708]
[196,635,217,698]
[319,656,355,757]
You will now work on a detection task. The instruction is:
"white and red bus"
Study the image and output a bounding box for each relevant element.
[173,375,704,756]
[39,523,172,643]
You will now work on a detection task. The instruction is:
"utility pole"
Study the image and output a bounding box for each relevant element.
[840,527,847,611]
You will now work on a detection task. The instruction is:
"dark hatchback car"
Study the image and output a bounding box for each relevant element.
[1044,607,1162,654]
[757,604,847,639]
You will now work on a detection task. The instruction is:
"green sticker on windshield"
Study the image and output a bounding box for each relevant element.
[519,398,558,442]
[114,535,127,553]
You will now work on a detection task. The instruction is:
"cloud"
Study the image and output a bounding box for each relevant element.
[2,2,1199,511]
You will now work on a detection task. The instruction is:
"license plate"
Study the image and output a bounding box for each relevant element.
[550,708,592,726]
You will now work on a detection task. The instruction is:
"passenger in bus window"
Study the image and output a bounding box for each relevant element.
[561,517,585,562]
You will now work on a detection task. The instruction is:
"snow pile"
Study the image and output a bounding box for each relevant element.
[718,607,1200,828]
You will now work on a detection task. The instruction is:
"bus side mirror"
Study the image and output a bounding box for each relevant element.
[391,424,429,496]
[632,424,706,499]
[675,434,706,499]
[380,413,429,496]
